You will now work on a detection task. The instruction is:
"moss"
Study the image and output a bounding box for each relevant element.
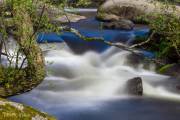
[0,66,5,83]
[133,15,150,24]
[0,98,56,120]
[158,64,175,74]
[96,12,107,20]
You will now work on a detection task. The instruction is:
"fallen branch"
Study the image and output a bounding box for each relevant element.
[66,28,165,65]
[130,31,155,48]
[69,28,135,53]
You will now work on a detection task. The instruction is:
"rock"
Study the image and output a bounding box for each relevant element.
[37,3,86,24]
[126,77,143,96]
[0,98,55,120]
[97,14,120,22]
[52,13,86,24]
[96,0,180,23]
[103,19,135,30]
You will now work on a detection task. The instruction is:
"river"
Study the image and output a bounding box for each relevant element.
[8,9,180,120]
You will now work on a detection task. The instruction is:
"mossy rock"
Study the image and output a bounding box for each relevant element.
[0,98,56,120]
[158,64,180,79]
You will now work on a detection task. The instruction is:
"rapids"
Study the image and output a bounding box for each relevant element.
[9,43,180,120]
[8,8,180,120]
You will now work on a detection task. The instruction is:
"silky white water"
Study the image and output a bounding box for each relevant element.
[7,42,180,120]
[5,41,180,100]
[37,43,179,100]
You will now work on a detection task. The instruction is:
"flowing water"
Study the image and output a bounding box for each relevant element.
[8,9,180,120]
[8,43,180,120]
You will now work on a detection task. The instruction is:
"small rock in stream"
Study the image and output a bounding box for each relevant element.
[126,77,143,96]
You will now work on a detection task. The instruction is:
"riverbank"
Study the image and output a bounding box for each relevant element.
[0,98,55,120]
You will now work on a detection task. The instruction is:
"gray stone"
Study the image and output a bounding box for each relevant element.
[126,77,143,96]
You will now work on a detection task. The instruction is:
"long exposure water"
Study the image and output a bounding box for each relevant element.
[8,9,180,120]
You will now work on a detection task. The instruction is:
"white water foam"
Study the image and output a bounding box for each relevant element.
[38,43,180,101]
[3,40,180,101]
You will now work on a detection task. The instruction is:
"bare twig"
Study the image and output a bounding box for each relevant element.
[1,52,8,56]
[69,28,137,53]
[0,35,3,63]
[18,57,27,71]
[15,48,20,69]
[31,4,46,38]
[130,31,155,48]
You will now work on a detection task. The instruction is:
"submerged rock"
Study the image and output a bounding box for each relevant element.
[96,0,180,23]
[103,19,135,30]
[126,77,143,96]
[0,98,55,120]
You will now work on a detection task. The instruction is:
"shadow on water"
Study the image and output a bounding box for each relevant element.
[57,97,180,120]
[37,18,150,54]
[9,95,180,120]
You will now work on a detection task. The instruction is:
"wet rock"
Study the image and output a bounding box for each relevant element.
[176,85,180,91]
[125,54,144,68]
[96,0,180,23]
[126,77,143,96]
[96,14,120,22]
[53,13,86,24]
[103,19,135,30]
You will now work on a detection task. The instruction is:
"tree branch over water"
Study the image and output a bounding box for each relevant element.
[66,27,164,65]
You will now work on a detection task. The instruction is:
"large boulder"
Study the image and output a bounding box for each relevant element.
[0,98,55,120]
[96,0,180,23]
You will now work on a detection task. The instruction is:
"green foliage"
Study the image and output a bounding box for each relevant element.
[0,0,61,93]
[0,66,26,89]
[0,0,92,97]
[158,63,175,73]
[51,0,91,7]
[146,1,180,63]
[71,0,91,7]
